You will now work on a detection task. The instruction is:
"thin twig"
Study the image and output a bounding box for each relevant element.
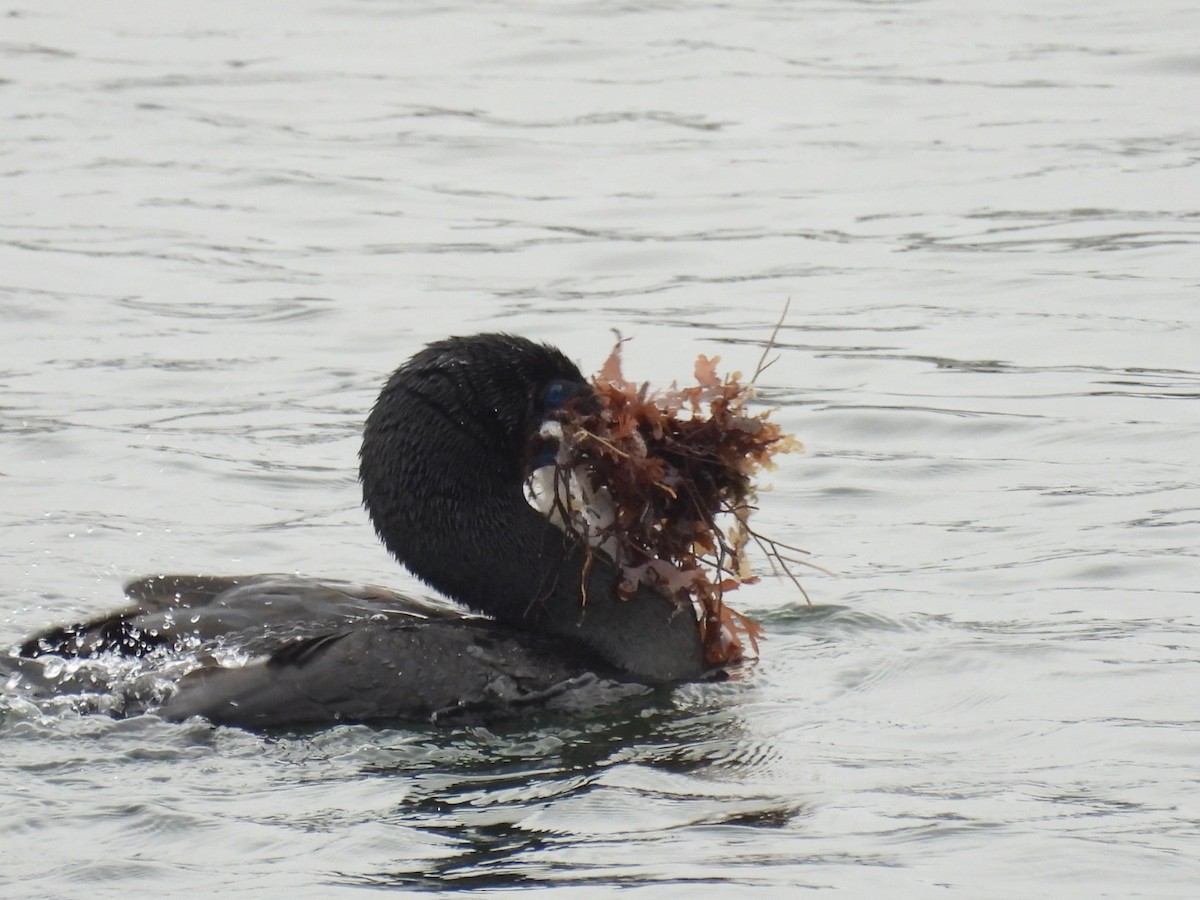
[752,297,791,384]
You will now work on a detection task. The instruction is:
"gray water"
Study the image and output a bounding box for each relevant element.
[2,0,1198,896]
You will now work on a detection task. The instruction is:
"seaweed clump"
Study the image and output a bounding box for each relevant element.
[530,339,803,667]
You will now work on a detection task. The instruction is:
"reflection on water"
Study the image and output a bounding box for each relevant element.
[2,0,1199,896]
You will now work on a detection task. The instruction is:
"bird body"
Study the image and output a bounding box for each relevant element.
[6,335,705,728]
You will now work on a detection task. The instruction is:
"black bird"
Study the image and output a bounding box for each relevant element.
[5,334,706,728]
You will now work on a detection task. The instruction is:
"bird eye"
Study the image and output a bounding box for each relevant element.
[544,381,567,409]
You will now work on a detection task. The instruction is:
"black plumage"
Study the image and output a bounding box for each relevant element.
[8,334,704,728]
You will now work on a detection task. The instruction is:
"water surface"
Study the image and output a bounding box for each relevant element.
[2,0,1198,896]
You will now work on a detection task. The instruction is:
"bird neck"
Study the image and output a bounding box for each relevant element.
[369,471,704,682]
